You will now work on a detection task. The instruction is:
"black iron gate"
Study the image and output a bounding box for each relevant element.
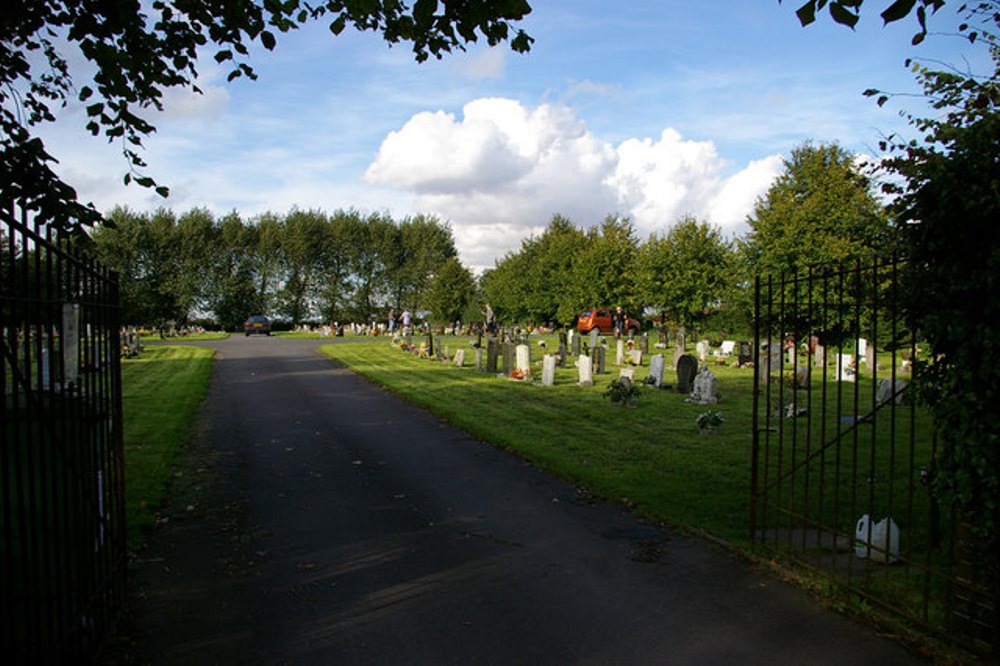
[1,201,126,662]
[750,257,996,655]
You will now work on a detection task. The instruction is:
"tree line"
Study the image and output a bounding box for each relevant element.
[92,207,471,331]
[93,142,890,336]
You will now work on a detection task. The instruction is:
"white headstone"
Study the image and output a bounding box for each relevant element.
[876,378,908,405]
[616,339,625,365]
[813,343,825,367]
[515,344,531,374]
[857,338,868,359]
[696,340,710,362]
[649,354,665,387]
[453,349,465,367]
[719,340,736,357]
[629,349,643,366]
[541,354,556,386]
[588,328,599,349]
[577,354,593,387]
[619,367,635,381]
[838,354,856,382]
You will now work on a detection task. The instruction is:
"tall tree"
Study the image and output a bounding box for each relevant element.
[425,256,475,325]
[383,215,458,312]
[1,1,533,227]
[277,209,329,325]
[567,215,640,315]
[741,142,890,277]
[637,216,733,329]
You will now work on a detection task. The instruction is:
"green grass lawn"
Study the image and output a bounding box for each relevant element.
[121,345,214,551]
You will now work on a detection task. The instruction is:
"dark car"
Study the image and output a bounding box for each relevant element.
[576,308,640,335]
[243,315,271,336]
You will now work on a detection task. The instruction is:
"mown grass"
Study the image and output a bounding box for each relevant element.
[320,336,761,542]
[121,345,214,551]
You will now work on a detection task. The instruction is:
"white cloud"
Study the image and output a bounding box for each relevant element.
[365,98,782,266]
[464,47,507,80]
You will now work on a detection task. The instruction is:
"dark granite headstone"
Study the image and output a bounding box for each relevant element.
[571,333,581,356]
[738,341,752,367]
[676,354,698,394]
[486,338,499,373]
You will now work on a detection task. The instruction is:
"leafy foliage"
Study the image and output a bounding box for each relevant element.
[1,0,533,227]
[740,142,891,277]
[782,0,946,44]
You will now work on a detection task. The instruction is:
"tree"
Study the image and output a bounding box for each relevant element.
[425,256,475,325]
[277,209,330,325]
[781,0,946,44]
[875,2,999,581]
[567,215,640,315]
[383,215,458,312]
[637,216,733,330]
[741,142,890,277]
[1,1,533,227]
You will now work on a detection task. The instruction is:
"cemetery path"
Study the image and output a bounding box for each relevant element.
[115,337,920,665]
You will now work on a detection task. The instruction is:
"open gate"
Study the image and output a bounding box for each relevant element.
[1,201,126,662]
[750,257,996,656]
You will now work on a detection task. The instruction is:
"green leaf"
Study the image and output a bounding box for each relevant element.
[155,186,170,198]
[79,86,93,101]
[880,0,917,25]
[260,30,276,50]
[795,1,818,26]
[829,3,859,28]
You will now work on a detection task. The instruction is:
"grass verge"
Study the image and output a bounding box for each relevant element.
[121,345,214,552]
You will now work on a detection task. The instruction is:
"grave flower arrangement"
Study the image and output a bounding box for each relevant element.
[605,377,640,407]
[696,410,724,432]
[509,368,528,380]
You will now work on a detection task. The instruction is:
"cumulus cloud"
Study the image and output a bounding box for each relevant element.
[363,97,783,268]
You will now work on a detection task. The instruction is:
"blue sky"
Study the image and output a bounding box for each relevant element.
[42,1,985,270]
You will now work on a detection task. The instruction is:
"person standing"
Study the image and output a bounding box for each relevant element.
[612,306,626,339]
[401,308,412,333]
[484,303,495,335]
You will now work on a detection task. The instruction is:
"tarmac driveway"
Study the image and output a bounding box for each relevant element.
[120,336,919,664]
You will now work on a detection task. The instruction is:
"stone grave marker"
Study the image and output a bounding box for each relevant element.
[676,354,698,394]
[503,341,515,375]
[475,347,484,372]
[649,353,665,387]
[696,339,710,363]
[738,341,753,367]
[588,328,599,350]
[642,333,650,354]
[515,344,531,376]
[571,331,581,356]
[486,338,499,373]
[591,345,606,374]
[673,327,687,369]
[719,340,736,357]
[838,354,856,382]
[619,367,635,381]
[577,354,594,386]
[688,366,719,404]
[616,340,625,365]
[876,378,908,405]
[629,349,643,366]
[557,339,568,367]
[541,354,556,386]
[454,348,465,367]
[813,343,825,367]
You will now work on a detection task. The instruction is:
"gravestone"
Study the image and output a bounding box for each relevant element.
[738,341,753,367]
[696,339,710,363]
[503,342,515,375]
[541,354,556,386]
[642,333,649,354]
[759,341,781,374]
[475,347,484,372]
[486,338,499,373]
[688,366,719,404]
[795,364,810,389]
[588,328,599,350]
[857,338,868,363]
[648,353,665,387]
[435,344,445,361]
[426,331,435,356]
[577,354,594,387]
[676,354,698,394]
[515,344,531,375]
[616,340,625,366]
[629,349,643,366]
[619,367,635,381]
[454,349,465,367]
[813,343,825,367]
[865,343,876,371]
[838,354,856,382]
[673,327,687,369]
[557,340,568,367]
[876,378,908,405]
[719,340,736,357]
[571,332,581,356]
[591,345,606,374]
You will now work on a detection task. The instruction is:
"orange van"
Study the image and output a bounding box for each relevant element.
[576,308,640,335]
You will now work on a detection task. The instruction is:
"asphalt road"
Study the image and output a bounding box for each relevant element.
[119,336,920,665]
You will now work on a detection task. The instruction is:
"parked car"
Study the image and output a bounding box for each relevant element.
[576,308,640,335]
[243,315,271,336]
